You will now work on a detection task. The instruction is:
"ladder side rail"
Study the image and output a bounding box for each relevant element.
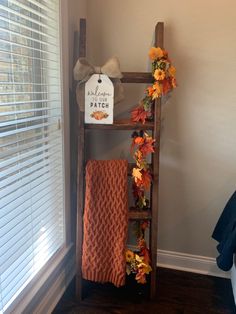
[75,18,86,301]
[150,21,164,299]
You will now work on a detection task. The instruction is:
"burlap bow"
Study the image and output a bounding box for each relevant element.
[73,57,124,112]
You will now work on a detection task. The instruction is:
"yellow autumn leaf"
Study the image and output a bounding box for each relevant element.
[132,167,142,181]
[135,254,144,263]
[138,262,152,274]
[168,65,176,77]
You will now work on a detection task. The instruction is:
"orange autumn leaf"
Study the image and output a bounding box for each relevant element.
[141,247,151,265]
[131,105,149,124]
[162,78,172,95]
[152,82,162,100]
[134,136,144,145]
[172,77,177,88]
[135,170,152,190]
[135,270,147,284]
[141,171,152,190]
[168,65,176,77]
[147,86,154,97]
[139,138,155,157]
[138,238,151,265]
[143,250,151,265]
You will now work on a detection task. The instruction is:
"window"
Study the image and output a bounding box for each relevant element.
[0,0,65,312]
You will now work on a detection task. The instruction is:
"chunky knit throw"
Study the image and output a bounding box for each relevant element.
[82,160,128,287]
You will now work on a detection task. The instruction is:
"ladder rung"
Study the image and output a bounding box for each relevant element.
[128,208,152,220]
[85,119,154,130]
[121,72,153,83]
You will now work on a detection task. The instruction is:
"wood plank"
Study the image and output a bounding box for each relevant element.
[75,19,87,302]
[73,31,80,67]
[150,21,164,300]
[121,72,153,83]
[85,119,154,130]
[128,208,152,220]
[78,18,86,58]
[70,30,80,248]
[53,268,235,314]
[76,113,85,302]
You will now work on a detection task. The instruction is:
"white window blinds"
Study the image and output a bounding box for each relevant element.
[0,0,65,312]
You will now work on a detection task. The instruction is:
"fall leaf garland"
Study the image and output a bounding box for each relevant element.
[131,130,154,208]
[126,131,154,284]
[125,220,151,284]
[126,47,177,284]
[131,46,177,125]
[131,46,177,214]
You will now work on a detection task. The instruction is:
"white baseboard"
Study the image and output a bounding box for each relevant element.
[127,245,230,279]
[25,247,229,313]
[157,249,230,279]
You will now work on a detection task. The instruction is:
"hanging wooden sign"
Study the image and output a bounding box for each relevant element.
[85,74,114,124]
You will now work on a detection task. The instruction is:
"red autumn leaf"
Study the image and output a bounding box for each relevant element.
[162,78,172,95]
[138,170,152,190]
[162,49,169,58]
[132,183,144,199]
[138,238,151,264]
[141,247,151,265]
[139,138,155,157]
[135,270,147,284]
[147,86,154,97]
[143,171,152,189]
[130,138,136,153]
[140,220,149,230]
[138,238,147,250]
[131,105,149,124]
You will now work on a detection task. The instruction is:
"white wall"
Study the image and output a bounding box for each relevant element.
[85,0,236,260]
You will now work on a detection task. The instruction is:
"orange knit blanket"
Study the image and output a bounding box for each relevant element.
[82,160,128,287]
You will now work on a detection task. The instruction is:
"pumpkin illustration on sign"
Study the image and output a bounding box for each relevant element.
[90,111,109,120]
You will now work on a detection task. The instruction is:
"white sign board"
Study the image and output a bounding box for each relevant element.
[85,74,114,124]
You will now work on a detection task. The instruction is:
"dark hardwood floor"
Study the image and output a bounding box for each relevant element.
[53,268,236,314]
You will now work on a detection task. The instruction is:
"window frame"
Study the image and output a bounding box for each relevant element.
[1,1,73,313]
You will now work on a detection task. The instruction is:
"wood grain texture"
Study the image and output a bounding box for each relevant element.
[70,30,80,245]
[74,20,164,301]
[78,18,86,58]
[128,209,152,220]
[150,21,164,300]
[85,119,154,130]
[121,72,153,83]
[76,113,85,301]
[75,20,86,301]
[53,268,236,314]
